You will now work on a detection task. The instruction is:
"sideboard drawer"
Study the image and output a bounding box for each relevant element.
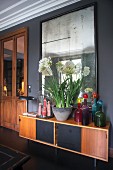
[36,120,54,144]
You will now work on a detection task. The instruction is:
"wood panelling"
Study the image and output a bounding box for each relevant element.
[19,116,36,140]
[1,98,15,129]
[3,99,12,123]
[15,99,27,131]
[81,128,108,161]
[16,100,26,125]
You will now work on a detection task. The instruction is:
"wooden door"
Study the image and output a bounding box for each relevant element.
[15,99,27,131]
[0,28,28,131]
[19,116,36,140]
[81,127,108,161]
[2,98,15,129]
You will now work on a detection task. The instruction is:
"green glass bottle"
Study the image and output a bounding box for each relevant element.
[94,100,106,127]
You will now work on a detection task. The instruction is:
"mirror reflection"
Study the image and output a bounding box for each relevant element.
[16,36,24,96]
[3,40,13,96]
[3,36,25,97]
[42,5,96,97]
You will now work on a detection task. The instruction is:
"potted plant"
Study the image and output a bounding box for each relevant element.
[38,57,90,121]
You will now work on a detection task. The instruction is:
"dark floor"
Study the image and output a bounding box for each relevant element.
[0,126,113,170]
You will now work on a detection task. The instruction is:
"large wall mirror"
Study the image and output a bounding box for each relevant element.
[41,4,97,99]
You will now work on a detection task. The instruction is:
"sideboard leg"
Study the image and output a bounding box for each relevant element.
[27,139,29,145]
[94,158,96,167]
[54,148,58,163]
[55,148,58,156]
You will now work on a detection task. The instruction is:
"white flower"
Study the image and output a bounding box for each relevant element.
[75,63,82,74]
[83,66,90,76]
[39,57,52,74]
[41,67,52,76]
[39,57,52,71]
[84,88,93,93]
[56,61,64,73]
[62,61,76,75]
[39,57,90,80]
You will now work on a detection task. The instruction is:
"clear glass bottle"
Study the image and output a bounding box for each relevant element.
[47,101,51,117]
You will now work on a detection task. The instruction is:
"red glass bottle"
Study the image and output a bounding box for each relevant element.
[42,106,47,117]
[74,100,82,124]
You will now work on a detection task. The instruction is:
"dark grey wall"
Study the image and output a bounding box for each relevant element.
[0,0,113,148]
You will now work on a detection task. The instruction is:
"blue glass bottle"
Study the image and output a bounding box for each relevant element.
[92,98,99,122]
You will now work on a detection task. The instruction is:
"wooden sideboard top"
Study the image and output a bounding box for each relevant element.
[19,114,110,131]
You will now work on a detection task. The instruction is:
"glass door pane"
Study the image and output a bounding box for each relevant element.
[3,40,13,96]
[16,36,24,96]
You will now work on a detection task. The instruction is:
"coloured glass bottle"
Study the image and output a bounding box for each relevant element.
[92,98,99,122]
[74,99,82,124]
[94,100,106,127]
[82,94,89,126]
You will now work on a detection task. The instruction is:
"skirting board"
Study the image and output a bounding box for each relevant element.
[109,148,113,158]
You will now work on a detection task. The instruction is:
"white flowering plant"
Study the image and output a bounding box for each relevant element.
[39,57,90,108]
